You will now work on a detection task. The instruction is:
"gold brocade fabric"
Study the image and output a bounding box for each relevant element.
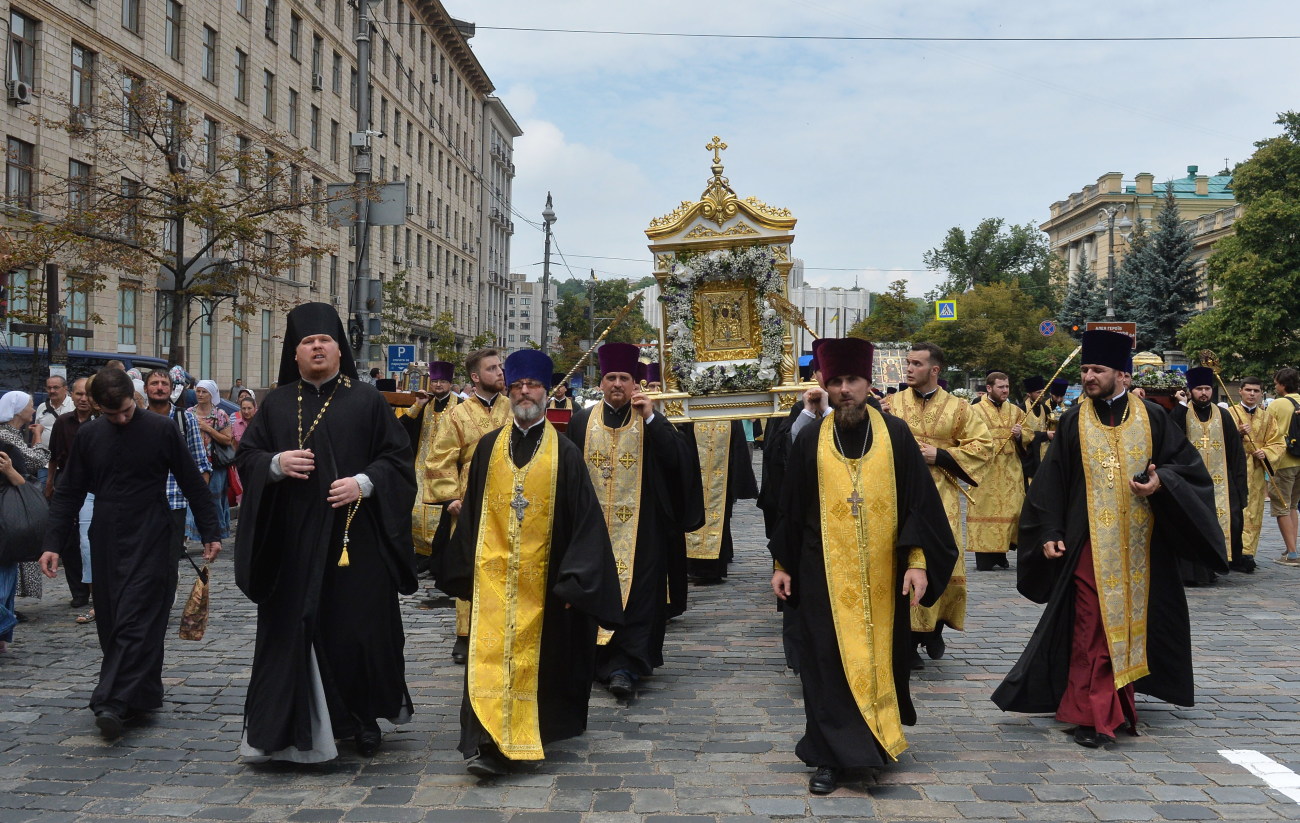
[966,401,1026,554]
[888,388,992,632]
[685,421,731,561]
[1187,409,1232,550]
[816,408,907,759]
[426,396,513,504]
[467,423,559,760]
[1228,406,1283,556]
[584,409,644,646]
[408,394,460,556]
[1079,399,1154,689]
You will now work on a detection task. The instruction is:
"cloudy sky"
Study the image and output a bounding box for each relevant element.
[457,1,1300,296]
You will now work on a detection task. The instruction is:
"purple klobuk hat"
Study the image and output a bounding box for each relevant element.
[816,338,875,383]
[644,362,661,384]
[427,361,454,382]
[598,343,641,377]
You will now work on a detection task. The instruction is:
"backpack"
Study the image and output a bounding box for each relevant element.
[1286,397,1300,458]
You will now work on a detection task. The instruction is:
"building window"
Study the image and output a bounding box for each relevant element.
[331,51,341,94]
[117,284,139,351]
[309,105,320,149]
[165,0,184,61]
[262,70,275,120]
[231,318,244,385]
[120,177,140,238]
[309,254,320,289]
[311,33,322,76]
[260,309,272,386]
[6,137,34,211]
[201,26,217,82]
[330,119,338,163]
[289,12,301,60]
[264,0,277,41]
[236,0,247,16]
[70,44,95,124]
[67,276,88,351]
[234,49,248,102]
[287,88,298,135]
[199,299,213,375]
[121,0,140,34]
[349,68,357,110]
[236,135,250,187]
[8,11,37,85]
[203,116,219,171]
[68,159,92,212]
[121,73,143,136]
[329,254,338,298]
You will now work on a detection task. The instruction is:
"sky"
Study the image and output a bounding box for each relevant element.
[454,1,1300,297]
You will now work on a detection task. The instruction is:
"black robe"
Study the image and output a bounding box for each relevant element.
[440,422,623,756]
[757,402,806,540]
[682,420,759,580]
[234,375,418,752]
[771,412,958,770]
[992,393,1228,715]
[1170,403,1248,583]
[565,403,704,679]
[40,408,220,714]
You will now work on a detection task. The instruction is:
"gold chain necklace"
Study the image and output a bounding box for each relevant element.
[1090,397,1132,489]
[297,379,340,448]
[830,414,870,519]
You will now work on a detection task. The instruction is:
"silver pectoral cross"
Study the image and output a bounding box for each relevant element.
[847,489,864,517]
[510,484,530,523]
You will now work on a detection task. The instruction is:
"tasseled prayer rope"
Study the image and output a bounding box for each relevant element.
[338,499,361,567]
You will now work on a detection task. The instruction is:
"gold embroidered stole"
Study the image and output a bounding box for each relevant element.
[467,423,559,760]
[1079,399,1154,689]
[685,420,731,561]
[817,407,906,759]
[1188,408,1231,547]
[410,394,459,554]
[967,401,1025,552]
[1228,406,1271,556]
[584,408,644,646]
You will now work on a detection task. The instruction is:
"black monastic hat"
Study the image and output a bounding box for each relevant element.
[1080,330,1132,373]
[1186,366,1214,389]
[277,302,359,386]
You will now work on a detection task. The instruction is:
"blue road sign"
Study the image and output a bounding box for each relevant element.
[387,344,416,372]
[936,300,957,321]
[1039,319,1056,337]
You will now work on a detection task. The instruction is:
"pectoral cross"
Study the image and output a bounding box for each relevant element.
[510,485,529,523]
[1099,451,1121,489]
[1199,433,1212,453]
[589,451,613,480]
[847,489,864,518]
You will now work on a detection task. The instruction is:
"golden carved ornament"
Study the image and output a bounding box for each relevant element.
[664,400,686,417]
[684,222,760,240]
[645,137,796,239]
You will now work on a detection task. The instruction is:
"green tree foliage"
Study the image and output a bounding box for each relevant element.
[849,279,926,342]
[1111,216,1152,329]
[552,278,656,373]
[1138,182,1202,351]
[915,283,1077,391]
[1059,257,1107,338]
[1181,111,1300,376]
[426,311,461,369]
[374,270,436,346]
[922,218,1061,310]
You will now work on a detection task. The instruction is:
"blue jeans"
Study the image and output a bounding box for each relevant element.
[79,493,95,584]
[0,563,17,642]
[186,468,230,542]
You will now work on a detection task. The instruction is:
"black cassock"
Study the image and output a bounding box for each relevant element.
[440,423,623,757]
[992,394,1228,715]
[565,404,704,679]
[41,409,220,715]
[771,412,957,770]
[234,375,418,756]
[682,420,759,580]
[1170,402,1248,583]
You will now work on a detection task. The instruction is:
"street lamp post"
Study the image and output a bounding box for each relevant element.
[586,269,597,387]
[540,193,557,351]
[1096,204,1133,319]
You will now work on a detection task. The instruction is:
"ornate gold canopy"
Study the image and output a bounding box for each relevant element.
[645,137,796,240]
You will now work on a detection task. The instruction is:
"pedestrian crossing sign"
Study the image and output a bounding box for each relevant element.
[936,300,957,321]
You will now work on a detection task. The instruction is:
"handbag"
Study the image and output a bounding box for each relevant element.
[0,481,49,565]
[178,553,210,641]
[209,441,238,469]
[226,466,243,506]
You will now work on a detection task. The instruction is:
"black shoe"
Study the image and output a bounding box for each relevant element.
[909,649,925,671]
[466,747,509,776]
[70,595,90,608]
[452,636,468,665]
[995,554,1010,569]
[691,576,725,586]
[355,728,382,757]
[1073,725,1099,748]
[607,672,635,700]
[14,611,27,623]
[808,766,838,794]
[95,709,124,739]
[924,632,946,660]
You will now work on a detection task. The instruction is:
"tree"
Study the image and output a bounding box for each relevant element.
[553,278,656,364]
[915,283,1077,390]
[849,279,925,342]
[1110,216,1152,329]
[1138,182,1202,351]
[1059,257,1107,337]
[426,311,460,367]
[19,61,357,367]
[923,218,1062,310]
[374,270,436,346]
[1181,113,1300,376]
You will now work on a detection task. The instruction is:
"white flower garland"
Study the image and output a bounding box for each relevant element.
[662,245,784,394]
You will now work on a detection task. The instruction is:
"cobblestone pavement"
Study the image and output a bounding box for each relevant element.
[5,457,1300,822]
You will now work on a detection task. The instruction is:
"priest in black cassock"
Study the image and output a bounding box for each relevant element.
[770,338,957,795]
[1169,367,1247,586]
[992,330,1228,748]
[439,350,622,776]
[565,343,704,700]
[234,302,418,762]
[37,369,222,738]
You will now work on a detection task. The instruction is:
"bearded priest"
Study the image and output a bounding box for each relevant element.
[440,350,622,776]
[770,337,957,795]
[993,330,1228,749]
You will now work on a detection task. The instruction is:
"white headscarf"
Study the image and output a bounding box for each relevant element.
[0,391,32,424]
[196,379,220,401]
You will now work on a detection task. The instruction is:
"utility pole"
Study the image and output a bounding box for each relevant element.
[348,0,381,364]
[586,268,597,387]
[540,193,556,351]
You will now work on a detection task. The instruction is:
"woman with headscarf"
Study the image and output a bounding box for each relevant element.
[0,420,31,653]
[0,391,50,617]
[185,380,232,541]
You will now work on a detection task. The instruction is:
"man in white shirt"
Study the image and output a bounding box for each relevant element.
[35,375,75,484]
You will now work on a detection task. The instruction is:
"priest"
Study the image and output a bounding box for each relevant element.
[565,342,704,700]
[888,343,991,665]
[440,350,622,776]
[968,371,1026,570]
[548,374,575,410]
[397,360,459,573]
[234,302,418,761]
[1170,367,1247,585]
[426,348,511,664]
[1018,375,1050,478]
[683,418,758,585]
[770,337,957,794]
[1226,376,1285,571]
[992,330,1227,749]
